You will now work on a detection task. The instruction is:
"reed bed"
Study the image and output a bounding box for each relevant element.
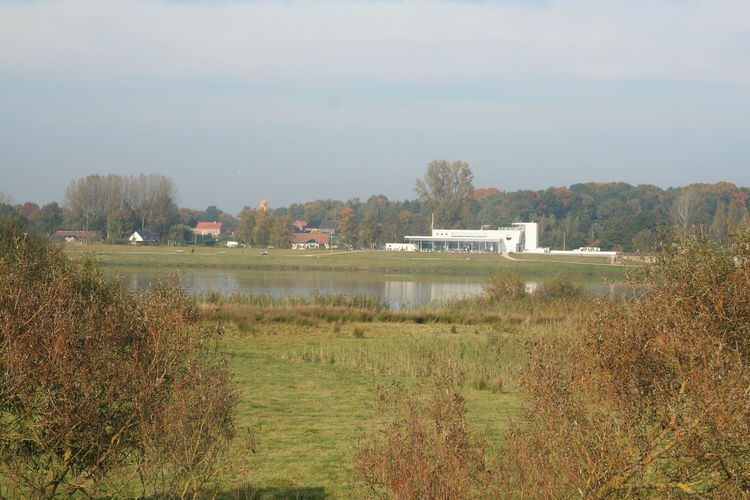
[196,290,390,311]
[275,330,526,392]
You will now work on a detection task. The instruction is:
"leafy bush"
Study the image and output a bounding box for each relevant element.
[532,274,586,302]
[483,272,527,302]
[502,231,750,497]
[0,219,236,499]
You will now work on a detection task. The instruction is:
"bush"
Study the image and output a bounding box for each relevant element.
[0,219,236,499]
[501,231,750,497]
[354,368,490,498]
[532,274,586,302]
[483,272,527,302]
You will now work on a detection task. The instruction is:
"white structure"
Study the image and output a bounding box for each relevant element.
[128,230,158,245]
[226,241,239,248]
[403,223,543,254]
[385,243,417,252]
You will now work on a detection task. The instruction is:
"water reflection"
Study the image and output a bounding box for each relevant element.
[111,269,628,310]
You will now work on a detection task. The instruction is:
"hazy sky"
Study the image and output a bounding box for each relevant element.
[2,0,749,214]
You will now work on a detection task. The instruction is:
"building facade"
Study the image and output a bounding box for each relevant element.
[403,222,540,254]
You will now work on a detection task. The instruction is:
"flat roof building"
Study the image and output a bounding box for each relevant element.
[404,222,540,254]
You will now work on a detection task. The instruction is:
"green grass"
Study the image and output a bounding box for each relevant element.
[63,244,627,279]
[216,321,524,498]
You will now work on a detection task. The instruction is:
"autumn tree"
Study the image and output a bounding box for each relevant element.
[33,202,63,236]
[415,160,475,228]
[358,212,382,249]
[236,208,257,245]
[337,208,357,247]
[269,215,292,248]
[253,210,274,247]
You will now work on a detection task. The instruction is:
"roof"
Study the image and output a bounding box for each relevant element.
[132,229,158,241]
[51,230,97,241]
[195,222,223,230]
[291,233,330,244]
[318,220,338,232]
[52,231,90,237]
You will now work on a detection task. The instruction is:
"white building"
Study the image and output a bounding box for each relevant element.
[403,222,542,254]
[385,243,417,252]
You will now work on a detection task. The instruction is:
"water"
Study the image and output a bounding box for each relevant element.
[109,268,628,310]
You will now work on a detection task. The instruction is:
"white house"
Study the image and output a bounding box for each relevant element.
[129,230,158,245]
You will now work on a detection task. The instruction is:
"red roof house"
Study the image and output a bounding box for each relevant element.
[193,222,223,237]
[291,233,330,249]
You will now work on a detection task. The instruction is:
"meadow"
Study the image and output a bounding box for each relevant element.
[194,290,586,498]
[63,244,626,280]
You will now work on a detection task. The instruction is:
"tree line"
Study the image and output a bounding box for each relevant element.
[3,162,750,251]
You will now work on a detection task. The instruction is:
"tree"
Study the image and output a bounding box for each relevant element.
[200,206,222,222]
[710,200,728,242]
[106,208,137,243]
[358,212,382,249]
[337,208,358,247]
[415,160,475,228]
[670,187,701,232]
[269,215,292,248]
[253,210,274,246]
[34,202,63,236]
[236,208,257,245]
[65,174,178,237]
[0,219,236,498]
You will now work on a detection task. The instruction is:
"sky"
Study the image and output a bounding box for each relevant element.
[1,0,749,214]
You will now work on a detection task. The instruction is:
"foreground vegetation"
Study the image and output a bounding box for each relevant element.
[0,220,235,499]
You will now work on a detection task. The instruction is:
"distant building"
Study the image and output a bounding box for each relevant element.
[318,220,338,234]
[385,243,417,252]
[51,230,98,244]
[291,233,330,250]
[193,222,223,237]
[292,220,308,232]
[403,222,542,254]
[129,230,159,245]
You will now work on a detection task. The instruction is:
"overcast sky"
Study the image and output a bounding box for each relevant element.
[1,0,749,214]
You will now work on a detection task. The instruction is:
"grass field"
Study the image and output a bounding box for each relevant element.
[215,320,529,498]
[186,289,588,498]
[62,244,627,279]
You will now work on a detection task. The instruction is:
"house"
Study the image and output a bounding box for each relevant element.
[292,220,307,232]
[50,231,98,244]
[291,233,330,250]
[129,230,158,245]
[318,220,338,234]
[193,222,223,238]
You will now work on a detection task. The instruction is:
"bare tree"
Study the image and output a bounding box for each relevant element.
[414,160,475,228]
[670,187,701,232]
[65,174,178,237]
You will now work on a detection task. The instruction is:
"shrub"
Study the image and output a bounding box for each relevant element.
[0,219,236,499]
[354,368,490,498]
[502,231,750,497]
[532,274,585,302]
[483,272,527,302]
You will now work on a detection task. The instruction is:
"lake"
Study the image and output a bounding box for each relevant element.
[109,268,629,310]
